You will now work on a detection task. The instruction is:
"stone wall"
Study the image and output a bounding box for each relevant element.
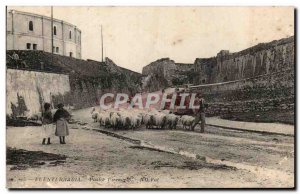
[142,58,194,91]
[6,50,142,112]
[142,36,294,89]
[6,69,70,117]
[190,69,294,116]
[194,36,294,84]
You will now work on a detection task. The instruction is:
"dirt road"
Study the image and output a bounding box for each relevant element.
[6,108,294,188]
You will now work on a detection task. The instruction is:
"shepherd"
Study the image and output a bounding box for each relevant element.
[53,103,71,144]
[191,93,206,133]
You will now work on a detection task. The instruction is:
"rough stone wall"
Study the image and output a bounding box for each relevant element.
[6,50,142,110]
[142,36,294,89]
[194,58,217,84]
[6,69,70,117]
[142,58,177,85]
[195,36,294,84]
[142,59,195,91]
[190,69,294,116]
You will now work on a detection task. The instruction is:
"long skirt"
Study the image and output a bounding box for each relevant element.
[41,124,54,138]
[55,118,69,136]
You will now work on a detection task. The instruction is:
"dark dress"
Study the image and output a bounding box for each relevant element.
[53,109,71,136]
[42,110,53,125]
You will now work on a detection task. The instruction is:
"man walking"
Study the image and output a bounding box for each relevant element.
[191,93,206,133]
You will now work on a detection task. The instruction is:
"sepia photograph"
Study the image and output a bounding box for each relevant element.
[5,6,295,189]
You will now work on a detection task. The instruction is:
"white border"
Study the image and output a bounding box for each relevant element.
[0,0,298,193]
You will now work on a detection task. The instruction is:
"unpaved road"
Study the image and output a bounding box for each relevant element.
[6,108,294,188]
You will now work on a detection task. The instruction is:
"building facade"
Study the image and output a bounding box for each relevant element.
[6,10,82,59]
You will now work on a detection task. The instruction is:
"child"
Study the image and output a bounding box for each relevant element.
[53,103,71,144]
[42,103,53,145]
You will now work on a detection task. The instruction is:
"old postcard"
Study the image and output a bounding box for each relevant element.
[6,6,295,188]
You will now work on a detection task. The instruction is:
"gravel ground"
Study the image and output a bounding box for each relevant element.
[206,117,294,135]
[6,108,294,188]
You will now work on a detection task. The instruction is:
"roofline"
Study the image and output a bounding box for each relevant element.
[8,9,82,33]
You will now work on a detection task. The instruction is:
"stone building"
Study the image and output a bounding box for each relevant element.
[6,10,82,59]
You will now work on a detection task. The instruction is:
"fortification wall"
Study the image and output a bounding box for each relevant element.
[142,59,195,91]
[194,36,294,84]
[142,36,294,89]
[190,69,294,115]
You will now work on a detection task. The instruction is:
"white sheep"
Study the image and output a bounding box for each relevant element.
[166,113,179,129]
[98,111,111,127]
[92,112,99,122]
[96,108,195,131]
[118,111,131,129]
[143,113,154,129]
[161,109,170,114]
[152,112,167,129]
[109,112,120,129]
[180,115,195,130]
[129,113,143,129]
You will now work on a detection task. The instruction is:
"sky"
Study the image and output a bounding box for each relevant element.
[7,6,294,73]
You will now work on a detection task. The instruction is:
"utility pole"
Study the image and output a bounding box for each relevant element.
[51,6,54,66]
[101,25,104,62]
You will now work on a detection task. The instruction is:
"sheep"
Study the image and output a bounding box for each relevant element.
[180,115,195,130]
[119,113,131,129]
[95,108,193,131]
[152,112,167,129]
[92,112,99,122]
[161,109,170,114]
[166,113,179,129]
[129,113,142,129]
[98,111,111,128]
[143,113,154,129]
[109,112,120,129]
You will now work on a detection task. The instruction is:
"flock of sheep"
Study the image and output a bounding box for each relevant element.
[91,108,197,130]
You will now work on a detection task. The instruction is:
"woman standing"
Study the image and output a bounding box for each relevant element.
[41,103,53,145]
[53,103,71,144]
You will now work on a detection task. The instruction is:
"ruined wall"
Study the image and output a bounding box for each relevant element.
[142,36,294,89]
[141,36,295,117]
[195,36,294,84]
[142,58,195,91]
[194,58,217,84]
[190,69,294,116]
[6,69,70,117]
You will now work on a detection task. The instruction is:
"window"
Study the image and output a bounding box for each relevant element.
[26,43,31,50]
[56,47,59,53]
[53,26,57,35]
[202,79,206,84]
[29,21,33,31]
[33,44,37,50]
[69,52,73,57]
[69,31,72,39]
